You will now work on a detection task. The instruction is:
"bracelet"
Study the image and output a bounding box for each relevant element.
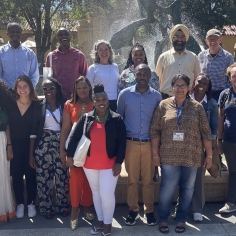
[206,156,212,158]
[218,138,223,142]
[6,144,12,146]
[153,156,160,159]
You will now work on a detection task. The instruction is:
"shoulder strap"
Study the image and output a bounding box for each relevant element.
[83,113,88,135]
[49,52,53,68]
[219,88,230,110]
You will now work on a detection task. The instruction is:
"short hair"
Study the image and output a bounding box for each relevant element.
[134,63,151,75]
[7,22,22,31]
[226,62,236,78]
[56,27,70,36]
[171,74,190,98]
[13,75,38,101]
[42,77,64,103]
[90,40,114,64]
[92,84,108,100]
[124,42,148,70]
[190,73,212,100]
[70,76,92,103]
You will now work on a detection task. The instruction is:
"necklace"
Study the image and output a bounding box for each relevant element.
[95,110,108,123]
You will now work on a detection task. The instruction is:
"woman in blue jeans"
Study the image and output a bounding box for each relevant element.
[150,74,212,233]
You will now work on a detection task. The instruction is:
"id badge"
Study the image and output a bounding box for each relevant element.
[173,131,184,141]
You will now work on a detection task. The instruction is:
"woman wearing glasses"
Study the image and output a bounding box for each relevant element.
[150,74,212,233]
[29,78,69,219]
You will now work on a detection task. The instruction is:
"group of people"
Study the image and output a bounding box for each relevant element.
[0,21,235,236]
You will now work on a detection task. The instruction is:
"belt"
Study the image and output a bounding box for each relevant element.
[127,137,150,142]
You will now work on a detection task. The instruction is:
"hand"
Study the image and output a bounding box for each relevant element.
[29,156,36,169]
[217,141,223,155]
[112,163,121,177]
[60,149,67,165]
[204,156,212,170]
[66,157,74,168]
[6,146,13,161]
[152,155,161,166]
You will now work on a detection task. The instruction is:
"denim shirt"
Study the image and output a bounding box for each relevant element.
[191,94,218,140]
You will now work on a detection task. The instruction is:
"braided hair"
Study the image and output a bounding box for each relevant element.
[124,42,148,70]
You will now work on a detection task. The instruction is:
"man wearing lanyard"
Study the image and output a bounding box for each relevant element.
[117,64,162,226]
[198,29,234,171]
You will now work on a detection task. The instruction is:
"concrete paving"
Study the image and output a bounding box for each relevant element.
[1,204,236,236]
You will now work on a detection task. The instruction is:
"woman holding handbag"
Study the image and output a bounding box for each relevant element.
[67,84,126,236]
[60,76,95,230]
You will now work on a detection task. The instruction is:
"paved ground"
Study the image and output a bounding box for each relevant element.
[1,203,236,235]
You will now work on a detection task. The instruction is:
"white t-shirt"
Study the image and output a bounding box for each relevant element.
[86,63,119,100]
[44,108,61,131]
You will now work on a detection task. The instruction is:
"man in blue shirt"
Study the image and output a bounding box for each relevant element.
[117,64,162,226]
[0,22,39,88]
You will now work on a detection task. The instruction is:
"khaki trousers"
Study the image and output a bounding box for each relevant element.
[125,140,155,213]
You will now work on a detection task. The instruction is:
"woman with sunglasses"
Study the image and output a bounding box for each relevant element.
[29,78,69,219]
[60,76,95,230]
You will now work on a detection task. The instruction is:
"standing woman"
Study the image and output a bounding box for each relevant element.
[86,40,119,112]
[150,74,212,233]
[118,42,159,94]
[67,84,126,236]
[60,76,95,230]
[1,75,38,219]
[218,63,236,213]
[29,78,69,219]
[0,79,16,224]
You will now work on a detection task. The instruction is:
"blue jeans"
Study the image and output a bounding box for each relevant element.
[158,165,197,223]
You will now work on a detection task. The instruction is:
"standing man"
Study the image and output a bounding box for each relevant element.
[117,64,162,226]
[0,22,39,88]
[198,29,234,171]
[156,24,200,99]
[45,27,88,100]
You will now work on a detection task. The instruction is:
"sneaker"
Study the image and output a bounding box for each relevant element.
[172,211,176,219]
[16,204,25,218]
[221,162,228,171]
[146,212,157,226]
[125,210,139,226]
[193,213,203,222]
[28,203,37,218]
[219,202,236,213]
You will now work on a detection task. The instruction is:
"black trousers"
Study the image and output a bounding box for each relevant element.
[11,138,37,205]
[109,100,117,112]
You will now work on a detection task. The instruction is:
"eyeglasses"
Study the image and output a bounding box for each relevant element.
[173,84,187,89]
[43,86,55,91]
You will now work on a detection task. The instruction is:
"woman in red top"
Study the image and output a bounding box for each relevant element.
[60,76,95,230]
[67,84,126,236]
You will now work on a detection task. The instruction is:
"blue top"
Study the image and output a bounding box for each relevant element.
[0,42,39,88]
[218,88,236,142]
[117,85,162,139]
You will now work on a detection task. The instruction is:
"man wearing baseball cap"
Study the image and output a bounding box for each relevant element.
[198,29,234,101]
[156,24,200,99]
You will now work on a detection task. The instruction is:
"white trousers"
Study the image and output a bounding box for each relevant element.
[83,168,118,224]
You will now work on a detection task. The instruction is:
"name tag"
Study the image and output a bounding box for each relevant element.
[173,131,184,141]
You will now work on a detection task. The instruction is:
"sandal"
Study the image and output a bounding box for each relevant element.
[85,212,95,221]
[159,225,169,234]
[44,212,54,220]
[175,226,185,233]
[101,232,111,236]
[90,226,103,235]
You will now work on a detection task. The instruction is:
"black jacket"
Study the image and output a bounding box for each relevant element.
[32,98,65,150]
[67,109,126,164]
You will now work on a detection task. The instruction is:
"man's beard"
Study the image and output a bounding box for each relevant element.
[173,41,186,51]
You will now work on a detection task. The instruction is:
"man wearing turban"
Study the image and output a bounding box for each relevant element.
[156,24,200,99]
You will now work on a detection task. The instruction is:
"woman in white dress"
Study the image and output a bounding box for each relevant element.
[86,39,119,112]
[0,79,16,225]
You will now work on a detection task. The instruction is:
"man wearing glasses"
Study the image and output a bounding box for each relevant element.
[156,24,200,99]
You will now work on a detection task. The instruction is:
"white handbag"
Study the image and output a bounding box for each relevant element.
[43,52,53,80]
[73,114,91,167]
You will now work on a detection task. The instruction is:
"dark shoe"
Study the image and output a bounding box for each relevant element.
[159,226,169,234]
[44,212,54,219]
[125,210,139,226]
[221,161,227,171]
[146,212,157,226]
[153,173,159,182]
[175,226,185,233]
[59,210,70,217]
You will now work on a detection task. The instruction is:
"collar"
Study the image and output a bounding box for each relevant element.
[206,47,223,57]
[56,46,72,54]
[191,93,207,104]
[170,47,187,55]
[130,85,152,94]
[8,41,22,50]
